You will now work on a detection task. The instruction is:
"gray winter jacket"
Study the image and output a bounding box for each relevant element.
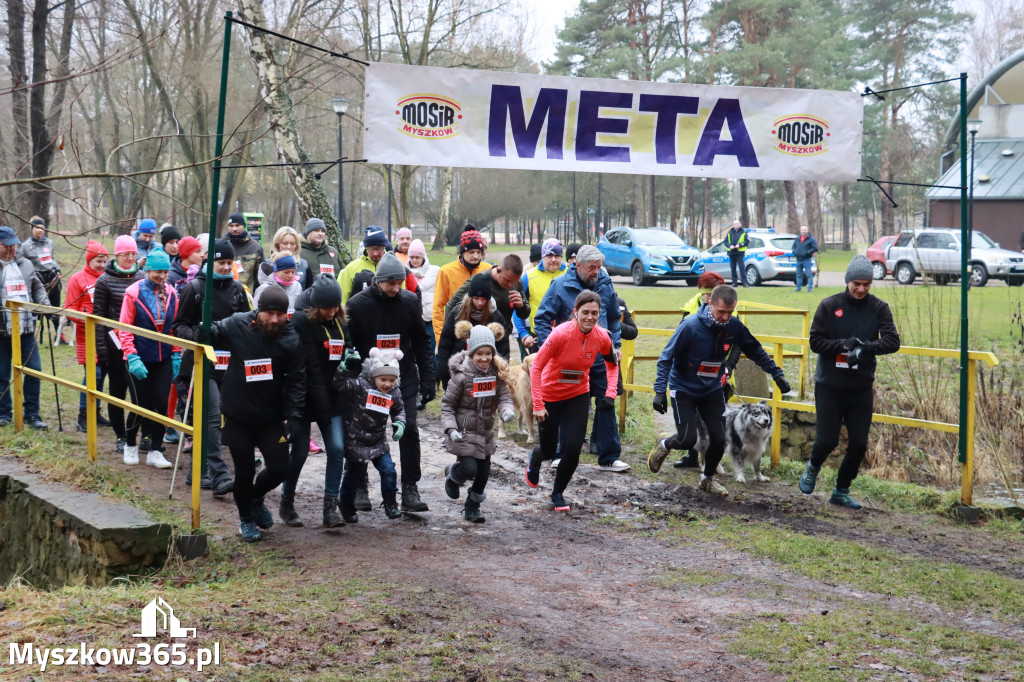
[333,367,405,462]
[19,237,60,279]
[0,257,49,336]
[441,350,514,460]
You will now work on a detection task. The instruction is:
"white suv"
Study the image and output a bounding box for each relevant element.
[885,228,1024,287]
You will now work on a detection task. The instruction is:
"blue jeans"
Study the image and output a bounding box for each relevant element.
[0,334,42,419]
[588,362,621,465]
[795,259,814,291]
[79,364,108,411]
[282,415,345,498]
[341,452,397,505]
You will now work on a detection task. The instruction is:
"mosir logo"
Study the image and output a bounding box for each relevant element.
[772,115,829,156]
[396,94,462,139]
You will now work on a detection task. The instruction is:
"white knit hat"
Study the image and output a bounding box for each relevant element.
[364,347,403,379]
[467,325,496,355]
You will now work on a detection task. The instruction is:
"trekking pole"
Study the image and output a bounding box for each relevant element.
[43,317,63,431]
[168,374,195,499]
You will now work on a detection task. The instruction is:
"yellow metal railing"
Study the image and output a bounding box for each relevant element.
[8,301,215,530]
[618,313,999,506]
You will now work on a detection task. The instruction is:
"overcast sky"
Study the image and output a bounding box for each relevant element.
[523,0,579,65]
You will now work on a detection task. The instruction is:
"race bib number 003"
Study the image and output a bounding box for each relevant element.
[472,376,496,397]
[244,358,273,382]
[365,389,393,414]
[376,334,400,349]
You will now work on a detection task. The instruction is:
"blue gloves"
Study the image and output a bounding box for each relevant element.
[127,354,148,380]
[392,421,406,441]
[171,352,181,379]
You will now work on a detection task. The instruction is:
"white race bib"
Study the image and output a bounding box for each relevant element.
[320,264,335,275]
[244,358,273,382]
[5,282,27,297]
[215,350,231,370]
[39,253,53,265]
[365,389,393,414]
[696,360,722,378]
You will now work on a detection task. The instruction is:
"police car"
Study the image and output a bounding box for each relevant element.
[697,229,817,286]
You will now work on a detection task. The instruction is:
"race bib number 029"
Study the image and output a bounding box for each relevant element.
[244,358,273,382]
[376,334,400,349]
[472,376,496,397]
[365,389,393,414]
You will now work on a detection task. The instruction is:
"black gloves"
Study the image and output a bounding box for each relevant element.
[286,417,304,444]
[597,395,616,411]
[343,349,362,372]
[775,375,792,394]
[844,337,865,351]
[652,393,668,414]
[421,384,436,406]
[847,345,865,367]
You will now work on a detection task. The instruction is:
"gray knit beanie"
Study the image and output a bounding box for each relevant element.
[309,273,342,308]
[845,255,874,283]
[304,218,326,237]
[466,325,496,356]
[373,252,407,283]
[365,347,402,379]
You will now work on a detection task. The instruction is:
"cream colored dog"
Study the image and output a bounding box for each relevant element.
[503,353,536,443]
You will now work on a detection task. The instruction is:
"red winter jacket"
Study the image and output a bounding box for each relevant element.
[64,266,103,365]
[530,320,618,411]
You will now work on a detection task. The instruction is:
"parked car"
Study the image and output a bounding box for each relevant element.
[697,230,817,286]
[867,235,897,280]
[597,227,703,286]
[885,227,1024,287]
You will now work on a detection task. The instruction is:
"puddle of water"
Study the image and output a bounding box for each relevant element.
[976,482,1023,507]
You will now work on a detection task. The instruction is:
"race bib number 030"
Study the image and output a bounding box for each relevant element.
[376,334,400,349]
[365,389,393,414]
[244,358,273,382]
[472,376,496,397]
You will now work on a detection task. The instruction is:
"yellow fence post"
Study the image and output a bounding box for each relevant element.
[962,358,977,506]
[84,316,98,462]
[10,303,23,432]
[190,351,205,532]
[618,337,632,434]
[770,341,783,468]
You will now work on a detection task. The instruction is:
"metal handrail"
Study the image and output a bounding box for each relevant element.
[7,301,215,530]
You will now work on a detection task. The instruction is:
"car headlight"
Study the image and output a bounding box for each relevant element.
[648,254,668,261]
[990,258,1007,266]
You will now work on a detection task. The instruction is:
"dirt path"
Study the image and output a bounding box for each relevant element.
[79,407,1022,679]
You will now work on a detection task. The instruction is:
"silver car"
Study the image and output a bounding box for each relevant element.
[885,228,1024,287]
[697,230,817,286]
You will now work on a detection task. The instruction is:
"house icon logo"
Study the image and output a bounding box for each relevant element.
[132,598,196,638]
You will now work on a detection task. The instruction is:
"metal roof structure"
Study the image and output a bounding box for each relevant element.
[943,48,1024,148]
[926,139,1024,200]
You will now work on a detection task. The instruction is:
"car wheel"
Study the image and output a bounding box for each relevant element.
[1008,276,1024,287]
[631,261,648,286]
[895,262,916,285]
[872,261,886,280]
[744,264,762,287]
[684,277,700,287]
[970,264,989,287]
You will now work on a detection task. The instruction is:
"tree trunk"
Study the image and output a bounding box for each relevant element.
[739,179,750,228]
[685,177,696,245]
[647,175,657,226]
[702,179,712,249]
[783,181,800,232]
[755,180,767,230]
[803,181,822,236]
[8,0,31,228]
[669,178,682,233]
[235,0,351,263]
[841,183,851,250]
[433,166,453,250]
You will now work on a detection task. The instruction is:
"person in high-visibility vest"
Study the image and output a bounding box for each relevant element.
[723,220,749,287]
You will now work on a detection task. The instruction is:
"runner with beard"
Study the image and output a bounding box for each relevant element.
[200,285,305,542]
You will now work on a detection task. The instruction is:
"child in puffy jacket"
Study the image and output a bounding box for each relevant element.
[441,323,515,523]
[333,348,405,523]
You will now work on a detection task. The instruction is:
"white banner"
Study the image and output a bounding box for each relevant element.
[364,63,863,181]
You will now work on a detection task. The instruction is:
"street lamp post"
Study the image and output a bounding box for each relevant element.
[966,118,981,246]
[331,98,349,239]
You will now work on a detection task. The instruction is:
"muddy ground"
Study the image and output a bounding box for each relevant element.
[43,402,1016,682]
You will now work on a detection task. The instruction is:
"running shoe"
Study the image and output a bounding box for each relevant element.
[525,463,540,488]
[549,492,570,512]
[829,488,862,510]
[598,459,631,472]
[698,476,728,497]
[647,434,670,473]
[239,519,262,543]
[799,462,821,494]
[252,499,274,529]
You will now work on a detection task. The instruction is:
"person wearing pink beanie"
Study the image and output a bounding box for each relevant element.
[394,227,413,264]
[114,234,138,255]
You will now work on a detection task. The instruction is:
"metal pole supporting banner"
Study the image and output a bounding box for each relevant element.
[337,113,346,240]
[386,164,393,240]
[957,73,970,490]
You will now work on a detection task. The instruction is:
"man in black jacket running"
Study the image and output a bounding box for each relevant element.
[346,253,436,513]
[799,255,900,509]
[201,285,305,542]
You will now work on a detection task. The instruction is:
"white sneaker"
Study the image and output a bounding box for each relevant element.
[146,450,173,469]
[123,445,139,465]
[598,459,631,472]
[550,458,561,469]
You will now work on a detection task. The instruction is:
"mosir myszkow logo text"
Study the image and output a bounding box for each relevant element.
[8,597,220,673]
[396,94,462,139]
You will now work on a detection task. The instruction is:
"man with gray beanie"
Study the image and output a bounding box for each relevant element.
[345,252,435,513]
[300,217,345,281]
[534,245,630,472]
[799,254,900,510]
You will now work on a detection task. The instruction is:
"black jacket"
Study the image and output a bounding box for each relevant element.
[809,289,900,390]
[292,309,346,423]
[436,303,510,383]
[93,261,143,366]
[167,256,190,291]
[332,368,405,462]
[618,296,638,341]
[172,271,251,385]
[207,311,305,423]
[345,284,434,399]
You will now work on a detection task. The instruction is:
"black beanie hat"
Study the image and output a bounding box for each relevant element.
[212,238,235,261]
[529,243,543,263]
[257,284,290,313]
[566,243,582,260]
[228,212,245,226]
[309,273,342,308]
[161,226,182,246]
[468,271,492,299]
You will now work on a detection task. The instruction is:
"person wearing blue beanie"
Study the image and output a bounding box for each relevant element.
[135,218,158,262]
